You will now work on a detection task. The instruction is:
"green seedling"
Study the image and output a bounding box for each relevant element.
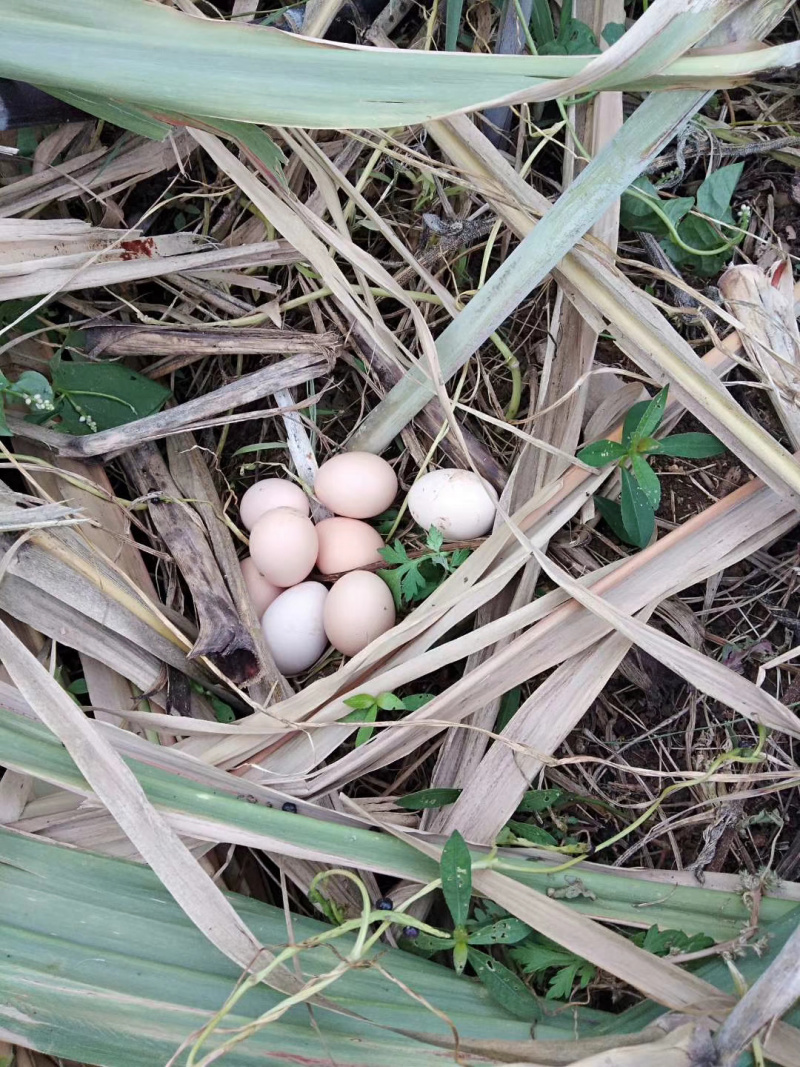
[378,526,471,609]
[405,830,541,1020]
[342,690,434,747]
[578,385,725,549]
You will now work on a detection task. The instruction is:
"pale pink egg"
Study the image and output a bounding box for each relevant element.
[240,556,281,617]
[249,507,318,587]
[315,517,385,576]
[314,452,397,519]
[239,478,309,531]
[323,570,396,657]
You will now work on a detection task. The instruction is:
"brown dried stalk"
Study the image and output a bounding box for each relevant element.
[121,442,259,685]
[7,349,333,461]
[84,323,339,379]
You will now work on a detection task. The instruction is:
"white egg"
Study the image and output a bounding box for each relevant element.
[261,582,329,675]
[408,468,498,540]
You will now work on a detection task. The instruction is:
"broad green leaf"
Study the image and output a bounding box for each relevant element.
[0,400,11,438]
[660,213,737,278]
[467,917,532,946]
[516,788,564,813]
[576,439,627,467]
[629,454,661,510]
[593,495,630,544]
[696,162,744,223]
[440,831,472,928]
[507,820,558,846]
[410,930,457,952]
[51,360,170,435]
[10,371,53,404]
[397,788,462,810]
[468,949,541,1021]
[601,20,626,44]
[620,468,655,549]
[655,432,727,458]
[377,692,406,711]
[630,386,668,442]
[343,694,377,711]
[445,0,465,51]
[401,693,435,712]
[621,400,653,450]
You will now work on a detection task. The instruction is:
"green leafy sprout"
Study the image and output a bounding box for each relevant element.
[342,690,434,747]
[578,385,726,549]
[378,526,471,609]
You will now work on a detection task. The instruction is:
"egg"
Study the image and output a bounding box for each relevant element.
[408,468,498,540]
[240,556,281,616]
[261,582,328,675]
[314,452,397,519]
[324,570,396,657]
[249,507,319,587]
[240,478,309,531]
[315,517,385,576]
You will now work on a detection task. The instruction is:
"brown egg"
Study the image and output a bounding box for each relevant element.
[323,570,396,657]
[314,452,397,519]
[239,478,309,531]
[315,517,385,576]
[249,507,318,587]
[240,556,281,616]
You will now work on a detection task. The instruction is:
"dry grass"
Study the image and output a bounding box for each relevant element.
[1,0,800,1065]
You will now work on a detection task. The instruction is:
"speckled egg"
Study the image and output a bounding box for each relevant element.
[323,570,396,657]
[239,478,309,531]
[314,452,397,519]
[261,582,328,675]
[249,507,318,587]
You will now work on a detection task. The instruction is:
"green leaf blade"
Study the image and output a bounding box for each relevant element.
[629,454,661,510]
[630,386,668,443]
[620,467,655,549]
[655,433,727,458]
[468,949,541,1021]
[576,439,627,467]
[397,788,462,811]
[440,830,472,928]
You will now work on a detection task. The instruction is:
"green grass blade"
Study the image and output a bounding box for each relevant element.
[0,0,796,129]
[0,706,796,944]
[445,0,465,50]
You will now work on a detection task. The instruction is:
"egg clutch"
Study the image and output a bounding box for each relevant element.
[239,453,498,676]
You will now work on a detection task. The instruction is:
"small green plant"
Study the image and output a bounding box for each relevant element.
[0,356,170,437]
[577,385,725,549]
[405,831,541,1020]
[342,690,434,746]
[378,526,470,609]
[620,162,747,276]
